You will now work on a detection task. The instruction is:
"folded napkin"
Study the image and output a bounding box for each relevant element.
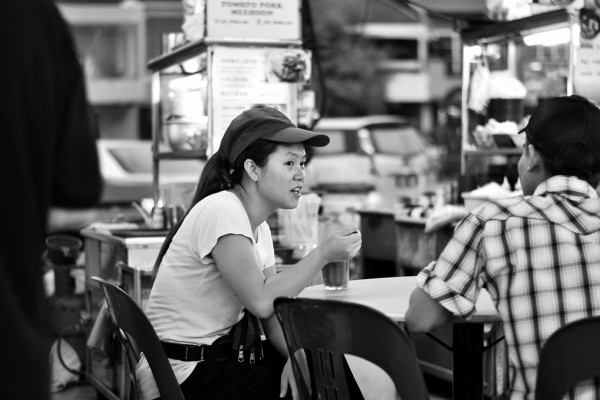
[424,205,469,233]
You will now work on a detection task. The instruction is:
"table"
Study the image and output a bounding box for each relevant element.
[299,277,502,400]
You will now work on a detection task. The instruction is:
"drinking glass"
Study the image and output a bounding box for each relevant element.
[322,260,350,291]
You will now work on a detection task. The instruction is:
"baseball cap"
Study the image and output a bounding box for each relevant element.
[218,107,330,164]
[519,95,600,165]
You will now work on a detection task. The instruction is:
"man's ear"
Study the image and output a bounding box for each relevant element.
[527,145,544,172]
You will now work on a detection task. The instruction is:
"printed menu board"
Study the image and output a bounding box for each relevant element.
[210,46,300,153]
[207,0,301,41]
[574,8,600,104]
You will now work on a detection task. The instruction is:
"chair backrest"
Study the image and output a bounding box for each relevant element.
[91,276,185,400]
[274,297,428,400]
[535,316,600,400]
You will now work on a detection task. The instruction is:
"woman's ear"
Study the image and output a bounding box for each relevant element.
[243,159,258,181]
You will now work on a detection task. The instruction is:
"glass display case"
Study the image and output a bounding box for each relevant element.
[459,9,580,187]
[148,38,310,207]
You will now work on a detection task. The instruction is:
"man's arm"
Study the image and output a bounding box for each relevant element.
[405,286,453,333]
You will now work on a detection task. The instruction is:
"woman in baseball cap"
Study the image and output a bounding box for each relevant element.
[136,107,362,400]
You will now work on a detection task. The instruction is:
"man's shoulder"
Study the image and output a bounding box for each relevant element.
[470,195,538,222]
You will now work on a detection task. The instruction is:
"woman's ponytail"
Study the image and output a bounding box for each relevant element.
[153,151,233,276]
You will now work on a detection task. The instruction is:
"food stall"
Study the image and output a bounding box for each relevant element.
[147,1,312,209]
[459,7,586,190]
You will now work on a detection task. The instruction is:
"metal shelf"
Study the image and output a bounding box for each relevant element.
[154,150,208,160]
[464,149,522,157]
[461,9,570,45]
[148,37,302,72]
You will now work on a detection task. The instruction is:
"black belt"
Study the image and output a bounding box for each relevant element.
[161,341,230,362]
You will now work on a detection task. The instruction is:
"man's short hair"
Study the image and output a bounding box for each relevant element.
[520,95,600,180]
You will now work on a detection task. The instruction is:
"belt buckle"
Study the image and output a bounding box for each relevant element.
[184,345,206,362]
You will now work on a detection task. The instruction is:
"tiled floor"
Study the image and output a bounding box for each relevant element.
[50,383,97,400]
[427,375,453,400]
[50,375,452,400]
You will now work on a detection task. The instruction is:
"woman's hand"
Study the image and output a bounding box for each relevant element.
[318,228,362,263]
[280,358,298,399]
[280,351,311,399]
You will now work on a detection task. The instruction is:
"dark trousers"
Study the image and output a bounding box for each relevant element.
[157,341,290,400]
[157,342,362,400]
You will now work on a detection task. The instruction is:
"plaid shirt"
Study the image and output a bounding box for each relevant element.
[417,176,600,400]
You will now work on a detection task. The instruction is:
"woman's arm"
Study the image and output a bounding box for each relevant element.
[260,266,289,356]
[260,267,305,400]
[212,228,361,319]
[263,312,300,400]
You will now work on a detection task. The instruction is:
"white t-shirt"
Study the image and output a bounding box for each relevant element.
[136,190,275,400]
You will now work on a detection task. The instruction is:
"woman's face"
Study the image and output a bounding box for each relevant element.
[256,143,307,210]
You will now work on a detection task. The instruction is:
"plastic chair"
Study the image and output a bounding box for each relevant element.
[535,316,600,400]
[274,297,429,400]
[91,276,185,400]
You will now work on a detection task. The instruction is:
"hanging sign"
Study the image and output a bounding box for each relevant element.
[206,0,301,41]
[574,8,600,103]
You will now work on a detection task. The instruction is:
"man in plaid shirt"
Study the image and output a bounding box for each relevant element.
[406,95,600,399]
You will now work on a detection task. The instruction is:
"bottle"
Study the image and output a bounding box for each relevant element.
[434,187,446,209]
[450,181,459,204]
[501,176,511,192]
[151,206,165,229]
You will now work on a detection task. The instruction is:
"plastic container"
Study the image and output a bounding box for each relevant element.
[488,99,524,122]
[46,235,82,265]
[461,193,492,212]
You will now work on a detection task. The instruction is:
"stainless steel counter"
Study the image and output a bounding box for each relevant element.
[80,227,165,400]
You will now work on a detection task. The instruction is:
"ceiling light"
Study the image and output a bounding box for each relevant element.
[523,27,571,46]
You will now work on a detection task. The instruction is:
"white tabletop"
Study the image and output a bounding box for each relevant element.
[299,276,500,323]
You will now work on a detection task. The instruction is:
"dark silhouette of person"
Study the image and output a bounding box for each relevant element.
[0,1,102,398]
